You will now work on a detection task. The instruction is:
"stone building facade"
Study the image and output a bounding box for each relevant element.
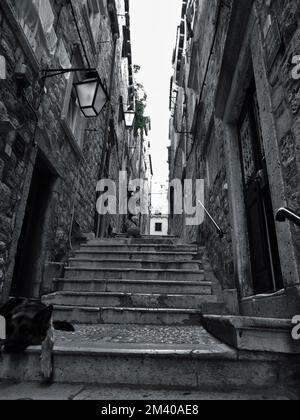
[150,214,168,237]
[169,0,300,318]
[0,0,138,302]
[120,115,152,235]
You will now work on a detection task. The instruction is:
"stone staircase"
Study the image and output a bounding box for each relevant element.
[1,237,300,398]
[43,237,225,325]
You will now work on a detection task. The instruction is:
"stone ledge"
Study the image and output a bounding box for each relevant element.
[64,267,205,273]
[202,315,300,354]
[24,345,236,359]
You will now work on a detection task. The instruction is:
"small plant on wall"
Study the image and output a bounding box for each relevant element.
[133,65,148,138]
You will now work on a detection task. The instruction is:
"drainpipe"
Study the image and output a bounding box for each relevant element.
[97,34,118,238]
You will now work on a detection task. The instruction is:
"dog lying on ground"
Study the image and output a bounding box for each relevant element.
[0,298,74,382]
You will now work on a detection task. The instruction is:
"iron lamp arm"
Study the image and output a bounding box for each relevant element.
[41,68,97,79]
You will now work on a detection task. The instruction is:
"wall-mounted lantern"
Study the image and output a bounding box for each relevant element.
[74,71,109,118]
[43,68,109,118]
[124,107,135,129]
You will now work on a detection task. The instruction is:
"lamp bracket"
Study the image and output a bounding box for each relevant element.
[42,68,96,79]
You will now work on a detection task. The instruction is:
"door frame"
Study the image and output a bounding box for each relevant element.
[219,6,299,314]
[2,146,60,303]
[237,86,283,295]
[11,152,58,298]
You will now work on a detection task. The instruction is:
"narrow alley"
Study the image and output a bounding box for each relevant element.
[0,0,300,403]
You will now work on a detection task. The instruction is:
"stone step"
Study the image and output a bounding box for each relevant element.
[202,315,300,354]
[1,325,297,390]
[75,250,198,262]
[54,279,213,295]
[43,291,218,309]
[0,348,288,390]
[68,259,202,271]
[51,306,225,325]
[115,234,179,240]
[82,244,198,253]
[64,267,204,281]
[88,238,179,246]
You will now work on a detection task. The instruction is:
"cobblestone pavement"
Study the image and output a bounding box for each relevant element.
[54,325,225,350]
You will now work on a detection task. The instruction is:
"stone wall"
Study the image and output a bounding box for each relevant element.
[191,1,233,289]
[169,0,300,314]
[169,0,234,285]
[0,0,132,300]
[255,0,300,274]
[198,121,235,290]
[169,130,185,239]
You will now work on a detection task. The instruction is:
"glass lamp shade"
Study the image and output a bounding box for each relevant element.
[74,72,109,118]
[124,109,136,129]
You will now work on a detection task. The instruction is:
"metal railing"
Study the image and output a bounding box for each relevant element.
[198,201,225,239]
[276,208,300,227]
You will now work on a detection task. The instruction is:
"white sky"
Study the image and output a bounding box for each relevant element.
[130,0,183,188]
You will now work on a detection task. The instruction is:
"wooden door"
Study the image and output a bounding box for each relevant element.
[238,85,283,294]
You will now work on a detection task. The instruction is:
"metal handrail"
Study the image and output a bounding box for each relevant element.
[198,201,225,239]
[276,208,300,227]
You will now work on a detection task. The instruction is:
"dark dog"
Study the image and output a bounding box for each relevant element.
[0,298,74,381]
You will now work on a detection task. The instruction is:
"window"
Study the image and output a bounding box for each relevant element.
[12,0,57,61]
[170,187,175,219]
[84,0,101,50]
[155,223,163,233]
[61,51,86,151]
[98,0,107,16]
[67,90,82,136]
